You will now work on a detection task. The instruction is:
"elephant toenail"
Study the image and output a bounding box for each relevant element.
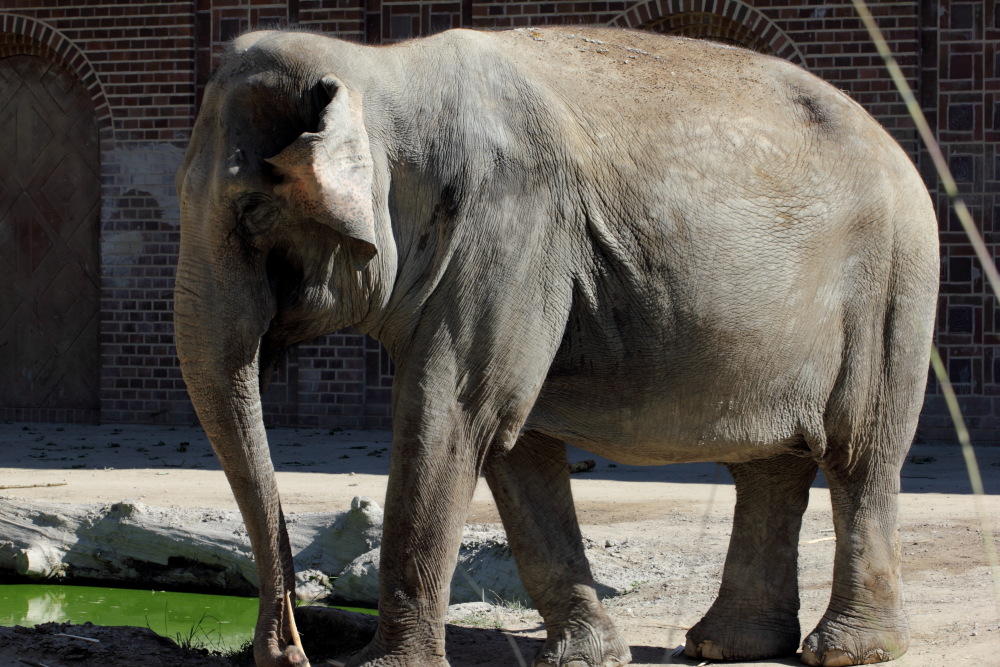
[699,640,725,660]
[821,648,854,667]
[799,645,821,666]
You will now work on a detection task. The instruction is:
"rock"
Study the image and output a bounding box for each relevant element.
[0,496,645,607]
[296,568,334,602]
[330,548,381,604]
[304,496,383,573]
[0,498,260,594]
[453,526,529,605]
[328,526,530,607]
[15,544,65,578]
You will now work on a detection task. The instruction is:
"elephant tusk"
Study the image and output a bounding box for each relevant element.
[286,591,305,655]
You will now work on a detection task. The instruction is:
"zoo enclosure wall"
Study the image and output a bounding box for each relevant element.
[0,0,995,444]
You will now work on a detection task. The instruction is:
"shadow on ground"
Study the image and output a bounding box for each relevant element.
[294,607,812,666]
[1,422,995,495]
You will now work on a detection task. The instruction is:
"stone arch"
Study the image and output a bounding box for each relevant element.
[609,0,806,66]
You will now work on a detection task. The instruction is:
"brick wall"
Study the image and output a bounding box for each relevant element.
[0,0,390,428]
[920,1,1000,442]
[0,1,993,442]
[1,4,193,425]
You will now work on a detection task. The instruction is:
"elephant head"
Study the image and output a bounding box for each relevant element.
[173,33,389,667]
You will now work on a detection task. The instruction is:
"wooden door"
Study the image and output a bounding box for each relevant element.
[0,55,100,412]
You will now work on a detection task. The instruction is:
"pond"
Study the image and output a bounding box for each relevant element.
[0,584,377,652]
[0,583,258,650]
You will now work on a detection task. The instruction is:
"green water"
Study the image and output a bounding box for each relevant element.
[0,584,258,650]
[0,584,379,651]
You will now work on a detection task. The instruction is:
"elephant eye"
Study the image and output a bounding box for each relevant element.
[235,193,276,237]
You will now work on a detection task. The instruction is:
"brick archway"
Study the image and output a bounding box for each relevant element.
[610,0,806,66]
[0,15,111,423]
[0,14,114,148]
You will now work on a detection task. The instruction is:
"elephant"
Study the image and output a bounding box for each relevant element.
[173,26,939,667]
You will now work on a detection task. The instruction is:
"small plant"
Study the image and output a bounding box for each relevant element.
[497,596,529,613]
[173,612,221,650]
[147,610,235,654]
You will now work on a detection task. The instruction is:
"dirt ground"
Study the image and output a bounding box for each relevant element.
[0,422,997,666]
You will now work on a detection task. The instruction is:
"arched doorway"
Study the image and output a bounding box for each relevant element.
[0,54,101,415]
[610,1,806,66]
[644,13,775,54]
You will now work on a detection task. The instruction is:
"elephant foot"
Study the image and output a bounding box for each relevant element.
[343,643,449,667]
[684,610,800,661]
[284,645,310,666]
[800,609,908,666]
[255,642,311,667]
[534,615,632,667]
[254,594,312,667]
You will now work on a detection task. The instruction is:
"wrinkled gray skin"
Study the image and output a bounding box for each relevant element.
[174,27,938,667]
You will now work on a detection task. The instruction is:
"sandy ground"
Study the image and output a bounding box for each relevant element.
[0,421,998,666]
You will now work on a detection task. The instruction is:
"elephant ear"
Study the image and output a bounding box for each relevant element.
[266,75,376,269]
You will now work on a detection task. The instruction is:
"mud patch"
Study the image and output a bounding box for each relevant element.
[0,622,239,667]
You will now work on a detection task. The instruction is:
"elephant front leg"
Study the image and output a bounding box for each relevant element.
[485,431,631,667]
[346,425,482,667]
[801,456,909,667]
[686,454,817,662]
[248,497,309,666]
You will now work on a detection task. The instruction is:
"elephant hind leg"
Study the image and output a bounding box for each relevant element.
[801,277,929,665]
[485,431,631,667]
[685,453,817,662]
[801,447,909,667]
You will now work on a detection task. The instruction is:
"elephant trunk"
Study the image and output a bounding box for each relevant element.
[174,239,304,666]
